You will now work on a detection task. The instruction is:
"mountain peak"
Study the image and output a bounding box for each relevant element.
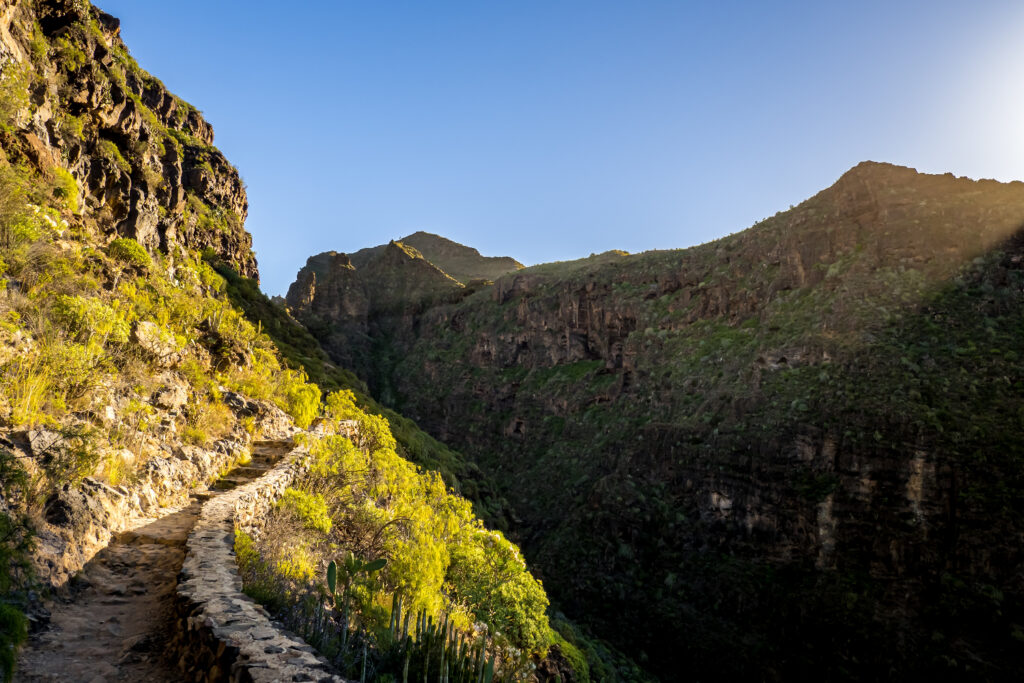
[397,232,524,284]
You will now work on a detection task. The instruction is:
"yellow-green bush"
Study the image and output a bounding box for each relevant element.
[0,63,29,133]
[4,356,54,428]
[96,139,131,174]
[107,237,151,268]
[51,168,78,214]
[244,395,552,656]
[52,295,129,345]
[283,376,321,429]
[277,488,332,534]
[324,388,360,421]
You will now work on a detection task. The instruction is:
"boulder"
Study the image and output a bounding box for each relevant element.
[132,321,181,367]
[28,429,64,457]
[43,483,109,531]
[153,383,188,410]
[221,389,260,417]
[252,400,298,441]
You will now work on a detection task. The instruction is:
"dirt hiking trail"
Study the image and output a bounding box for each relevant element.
[15,441,289,682]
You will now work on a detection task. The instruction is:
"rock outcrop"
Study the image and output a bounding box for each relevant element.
[0,0,256,277]
[290,162,1024,680]
[286,237,520,379]
[14,391,298,592]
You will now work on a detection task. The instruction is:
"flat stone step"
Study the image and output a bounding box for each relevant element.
[212,478,250,490]
[118,530,188,547]
[233,466,270,476]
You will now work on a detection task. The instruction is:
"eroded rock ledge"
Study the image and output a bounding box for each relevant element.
[174,443,348,683]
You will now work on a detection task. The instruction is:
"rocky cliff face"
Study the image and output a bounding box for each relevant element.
[0,0,256,277]
[0,0,305,631]
[291,162,1024,680]
[287,236,520,382]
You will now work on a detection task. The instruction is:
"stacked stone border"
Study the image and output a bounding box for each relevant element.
[173,442,349,683]
[32,438,252,591]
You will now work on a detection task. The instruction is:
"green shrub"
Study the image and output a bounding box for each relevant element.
[277,488,332,534]
[52,35,87,72]
[447,527,550,651]
[42,424,102,488]
[0,63,29,132]
[52,295,130,345]
[186,192,239,235]
[51,168,79,214]
[0,450,31,683]
[96,139,131,174]
[547,623,590,683]
[182,426,207,446]
[184,395,233,445]
[283,378,321,429]
[108,238,151,268]
[27,22,47,66]
[0,602,28,683]
[325,389,360,422]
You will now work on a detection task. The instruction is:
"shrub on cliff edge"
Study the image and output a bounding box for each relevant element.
[108,237,151,269]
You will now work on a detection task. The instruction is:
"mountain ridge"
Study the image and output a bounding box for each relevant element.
[344,230,525,284]
[289,160,1024,680]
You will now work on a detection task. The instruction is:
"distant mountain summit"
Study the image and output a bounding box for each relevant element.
[285,234,522,377]
[345,231,524,285]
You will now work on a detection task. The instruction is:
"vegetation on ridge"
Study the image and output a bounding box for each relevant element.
[216,261,519,528]
[293,165,1024,680]
[236,390,562,681]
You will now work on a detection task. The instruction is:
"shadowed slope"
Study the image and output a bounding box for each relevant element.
[289,162,1024,680]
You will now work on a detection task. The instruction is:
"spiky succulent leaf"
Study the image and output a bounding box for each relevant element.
[327,560,337,594]
[363,557,387,573]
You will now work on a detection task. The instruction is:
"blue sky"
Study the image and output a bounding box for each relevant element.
[97,0,1024,295]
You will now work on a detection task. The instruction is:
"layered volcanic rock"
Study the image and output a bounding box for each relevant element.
[286,236,521,382]
[291,162,1024,680]
[0,0,256,277]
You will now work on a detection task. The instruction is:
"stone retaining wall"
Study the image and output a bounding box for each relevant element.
[174,444,349,683]
[31,438,252,591]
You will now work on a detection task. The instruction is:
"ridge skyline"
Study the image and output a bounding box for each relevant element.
[290,160,1024,286]
[91,0,1024,296]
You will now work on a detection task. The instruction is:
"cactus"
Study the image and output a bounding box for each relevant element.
[341,601,349,650]
[475,644,485,683]
[389,592,400,640]
[327,560,338,595]
[323,552,389,659]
